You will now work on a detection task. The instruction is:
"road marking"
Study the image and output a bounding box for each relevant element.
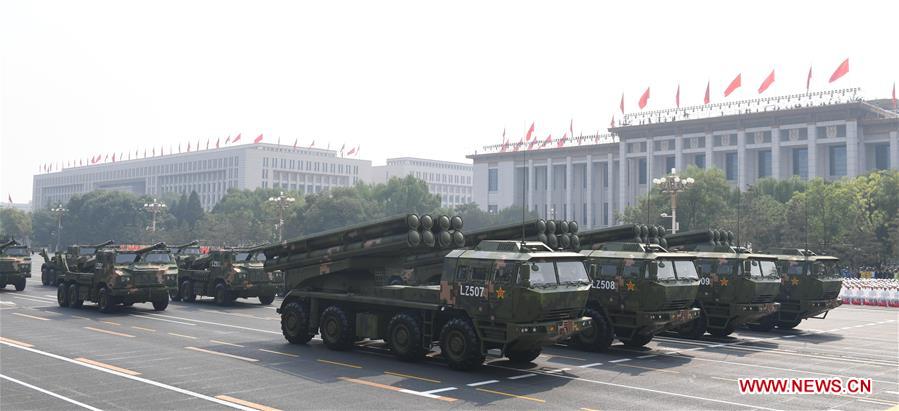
[614,363,681,374]
[783,335,796,338]
[12,312,50,321]
[317,359,362,369]
[129,314,196,326]
[70,315,89,320]
[0,340,257,410]
[708,344,725,347]
[384,371,440,383]
[215,395,281,411]
[608,358,630,363]
[543,353,586,361]
[141,313,279,334]
[885,391,899,395]
[84,326,135,338]
[581,408,600,411]
[338,377,456,402]
[507,373,536,380]
[132,326,156,332]
[466,380,499,387]
[168,332,198,340]
[476,388,545,403]
[75,357,141,376]
[637,354,657,359]
[100,320,120,326]
[421,387,458,395]
[855,398,897,406]
[200,309,278,321]
[580,362,603,368]
[211,340,246,348]
[544,367,571,374]
[0,374,102,411]
[0,301,15,305]
[0,336,34,347]
[186,346,259,362]
[712,376,739,382]
[11,295,56,303]
[259,349,298,358]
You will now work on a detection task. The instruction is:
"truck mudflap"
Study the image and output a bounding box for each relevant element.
[636,308,701,332]
[506,316,593,344]
[802,298,842,319]
[733,302,781,322]
[109,286,169,303]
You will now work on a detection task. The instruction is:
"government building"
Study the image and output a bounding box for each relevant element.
[468,89,899,230]
[32,143,373,210]
[372,157,473,209]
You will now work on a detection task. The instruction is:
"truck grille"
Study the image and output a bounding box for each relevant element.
[751,294,776,303]
[822,290,839,299]
[131,272,161,285]
[659,299,692,311]
[539,308,576,322]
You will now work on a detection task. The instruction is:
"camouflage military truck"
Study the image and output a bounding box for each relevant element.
[666,230,782,337]
[40,240,114,286]
[172,240,201,269]
[0,240,31,291]
[748,248,842,331]
[178,246,278,306]
[263,214,592,371]
[56,243,170,312]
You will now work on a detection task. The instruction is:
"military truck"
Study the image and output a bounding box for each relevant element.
[263,214,593,371]
[0,240,31,291]
[172,240,202,268]
[178,245,278,305]
[666,230,782,337]
[748,248,842,331]
[56,243,170,312]
[40,240,114,286]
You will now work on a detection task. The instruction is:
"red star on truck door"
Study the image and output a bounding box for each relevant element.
[719,278,729,286]
[791,277,800,286]
[496,287,506,299]
[625,280,636,291]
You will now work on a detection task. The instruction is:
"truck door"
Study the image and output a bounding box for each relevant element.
[591,258,621,306]
[454,262,489,316]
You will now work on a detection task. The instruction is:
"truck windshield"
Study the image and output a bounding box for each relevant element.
[235,252,266,262]
[528,262,556,286]
[143,253,173,264]
[179,248,201,255]
[621,259,646,279]
[556,261,590,284]
[115,253,137,264]
[758,261,778,277]
[673,260,699,279]
[3,247,29,256]
[79,247,96,255]
[810,261,839,278]
[526,260,589,286]
[654,261,676,280]
[718,260,737,276]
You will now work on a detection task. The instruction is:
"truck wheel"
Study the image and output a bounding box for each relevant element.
[622,333,653,347]
[57,283,70,307]
[41,265,50,285]
[387,312,425,361]
[776,319,802,330]
[574,308,613,352]
[319,305,354,350]
[98,288,116,313]
[708,325,735,337]
[14,278,26,291]
[214,283,230,306]
[68,284,83,308]
[180,280,196,302]
[506,348,542,363]
[281,301,314,344]
[748,314,776,332]
[152,297,169,311]
[677,308,707,339]
[170,289,182,302]
[258,295,275,305]
[439,318,484,371]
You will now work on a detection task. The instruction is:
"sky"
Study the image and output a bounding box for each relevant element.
[1,0,896,203]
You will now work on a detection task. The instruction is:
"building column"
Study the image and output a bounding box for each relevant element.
[890,131,899,170]
[618,142,627,221]
[857,126,866,175]
[546,158,553,219]
[771,128,781,179]
[704,132,713,169]
[565,156,573,221]
[737,130,747,190]
[846,120,858,178]
[674,135,684,172]
[586,154,594,229]
[646,138,653,201]
[807,124,817,180]
[607,152,615,226]
[527,159,534,212]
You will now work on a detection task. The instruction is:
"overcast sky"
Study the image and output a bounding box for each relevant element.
[1,0,896,203]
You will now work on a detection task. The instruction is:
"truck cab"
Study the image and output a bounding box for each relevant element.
[178,248,278,305]
[133,247,180,301]
[0,240,31,291]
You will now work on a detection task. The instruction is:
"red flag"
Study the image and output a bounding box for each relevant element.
[806,66,813,92]
[354,145,360,156]
[346,146,357,156]
[540,134,552,148]
[339,143,345,155]
[675,84,681,108]
[232,133,241,143]
[104,153,109,162]
[893,82,897,109]
[215,138,220,149]
[254,134,263,144]
[556,132,568,148]
[569,119,573,137]
[704,81,711,104]
[500,139,509,152]
[8,193,12,203]
[610,116,615,128]
[225,135,231,144]
[512,138,522,152]
[79,159,83,166]
[309,140,315,148]
[525,122,535,141]
[758,70,775,94]
[527,136,539,150]
[638,87,650,109]
[619,93,625,114]
[724,73,741,97]
[293,138,298,149]
[112,153,116,162]
[829,58,849,83]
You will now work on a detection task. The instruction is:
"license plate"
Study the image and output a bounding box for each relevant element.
[558,320,572,335]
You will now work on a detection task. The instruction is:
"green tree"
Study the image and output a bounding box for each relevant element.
[0,208,32,242]
[373,176,441,216]
[183,191,204,229]
[30,209,56,246]
[619,166,731,232]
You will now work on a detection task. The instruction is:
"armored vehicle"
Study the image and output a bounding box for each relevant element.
[748,248,842,330]
[56,243,170,312]
[178,246,278,305]
[0,240,31,291]
[263,214,592,371]
[40,240,114,286]
[666,230,782,337]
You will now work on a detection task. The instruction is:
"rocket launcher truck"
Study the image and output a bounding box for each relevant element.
[178,244,279,306]
[40,240,115,286]
[262,214,593,371]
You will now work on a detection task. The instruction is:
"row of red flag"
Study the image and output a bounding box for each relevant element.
[498,120,583,152]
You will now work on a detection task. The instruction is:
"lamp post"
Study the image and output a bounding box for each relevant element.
[267,191,295,243]
[143,198,167,232]
[50,204,67,252]
[652,168,694,234]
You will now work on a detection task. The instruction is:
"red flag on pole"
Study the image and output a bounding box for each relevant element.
[620,93,625,114]
[525,122,535,141]
[7,194,11,203]
[500,139,509,152]
[225,136,231,144]
[253,134,263,144]
[893,82,897,109]
[638,87,650,109]
[527,137,539,151]
[512,138,522,152]
[187,142,191,152]
[806,66,813,92]
[704,81,711,104]
[293,138,298,149]
[232,133,241,143]
[724,74,742,97]
[339,143,345,156]
[346,146,357,156]
[215,138,220,149]
[610,116,615,128]
[829,58,849,83]
[675,84,681,108]
[206,139,209,150]
[354,145,360,156]
[569,119,573,137]
[758,70,775,94]
[556,132,568,148]
[309,140,315,148]
[540,134,552,148]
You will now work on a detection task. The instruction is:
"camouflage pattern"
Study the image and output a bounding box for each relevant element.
[178,247,278,305]
[41,240,114,286]
[0,240,31,291]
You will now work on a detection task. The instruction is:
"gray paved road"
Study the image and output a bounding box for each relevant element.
[1,256,897,410]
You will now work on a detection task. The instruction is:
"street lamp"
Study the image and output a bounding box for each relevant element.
[143,198,167,232]
[652,168,695,234]
[267,191,295,243]
[50,204,67,252]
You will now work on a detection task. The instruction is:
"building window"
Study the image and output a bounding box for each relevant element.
[829,145,847,177]
[758,150,772,178]
[874,143,890,170]
[694,154,706,169]
[665,156,675,174]
[725,152,738,181]
[792,148,808,179]
[638,158,647,184]
[488,169,498,192]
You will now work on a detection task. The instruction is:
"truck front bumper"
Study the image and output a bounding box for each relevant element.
[800,298,842,318]
[635,308,701,333]
[109,286,169,303]
[0,272,30,283]
[506,316,593,346]
[733,302,781,323]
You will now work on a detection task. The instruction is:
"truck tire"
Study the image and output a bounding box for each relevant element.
[14,278,26,291]
[319,305,354,350]
[506,348,542,363]
[258,295,275,305]
[677,308,707,339]
[387,312,426,361]
[57,283,70,307]
[180,280,196,302]
[622,333,653,347]
[439,318,484,371]
[281,301,314,344]
[41,265,50,285]
[574,308,613,352]
[152,297,169,311]
[776,319,802,330]
[68,284,83,308]
[748,314,776,332]
[98,287,116,313]
[214,283,230,306]
[170,289,182,302]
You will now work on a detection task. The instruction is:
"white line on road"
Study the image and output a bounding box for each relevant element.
[579,362,603,368]
[128,314,196,326]
[544,368,571,373]
[609,358,631,363]
[507,373,536,380]
[0,374,102,411]
[141,313,280,335]
[422,387,459,394]
[637,354,657,359]
[466,380,499,387]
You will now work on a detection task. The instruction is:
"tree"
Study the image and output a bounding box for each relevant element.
[30,209,56,246]
[0,208,32,242]
[373,176,441,216]
[619,166,731,232]
[183,191,204,229]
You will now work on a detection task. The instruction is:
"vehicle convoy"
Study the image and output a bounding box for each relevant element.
[172,240,202,268]
[748,248,843,331]
[178,245,278,305]
[40,240,114,286]
[467,221,700,350]
[56,242,170,312]
[157,240,199,301]
[666,230,782,337]
[262,214,593,371]
[0,240,31,291]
